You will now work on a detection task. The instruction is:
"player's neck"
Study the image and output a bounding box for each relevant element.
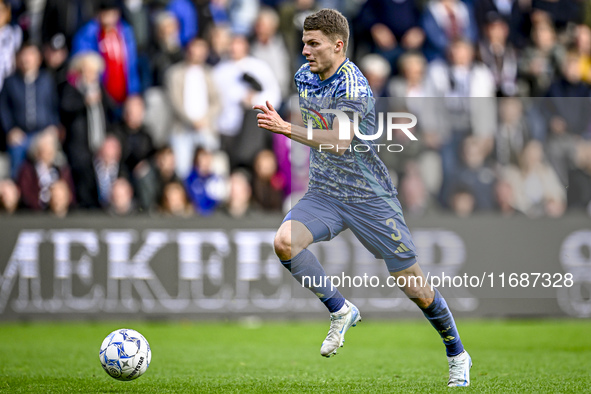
[319,56,347,81]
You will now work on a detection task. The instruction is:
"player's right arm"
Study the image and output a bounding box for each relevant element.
[254,101,354,156]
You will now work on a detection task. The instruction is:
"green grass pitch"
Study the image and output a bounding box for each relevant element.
[0,319,590,393]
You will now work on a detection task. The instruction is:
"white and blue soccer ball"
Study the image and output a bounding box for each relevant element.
[99,328,151,381]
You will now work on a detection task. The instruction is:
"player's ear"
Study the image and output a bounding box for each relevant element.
[334,40,344,54]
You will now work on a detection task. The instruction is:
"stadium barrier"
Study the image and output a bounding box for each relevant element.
[0,214,589,321]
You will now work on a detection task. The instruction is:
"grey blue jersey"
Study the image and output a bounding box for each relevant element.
[295,59,397,203]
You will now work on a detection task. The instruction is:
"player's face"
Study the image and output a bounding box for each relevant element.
[302,30,343,80]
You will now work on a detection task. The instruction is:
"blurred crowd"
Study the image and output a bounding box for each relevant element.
[0,0,590,219]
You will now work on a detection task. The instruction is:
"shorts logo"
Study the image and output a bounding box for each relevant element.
[394,243,411,254]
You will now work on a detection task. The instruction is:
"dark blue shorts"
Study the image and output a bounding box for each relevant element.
[283,192,417,273]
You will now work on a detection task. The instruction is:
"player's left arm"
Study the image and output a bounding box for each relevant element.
[254,101,355,156]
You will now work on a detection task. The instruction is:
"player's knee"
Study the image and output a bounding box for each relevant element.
[402,284,434,308]
[414,295,434,309]
[274,232,291,261]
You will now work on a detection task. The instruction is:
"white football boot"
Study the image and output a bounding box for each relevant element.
[320,301,361,357]
[447,350,472,387]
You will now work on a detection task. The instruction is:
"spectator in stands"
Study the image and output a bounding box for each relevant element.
[0,0,22,91]
[542,52,591,144]
[227,0,259,36]
[149,11,184,87]
[421,0,478,61]
[72,0,141,109]
[494,179,520,216]
[0,178,20,214]
[543,108,577,187]
[575,24,591,84]
[166,0,198,47]
[546,51,591,98]
[449,186,476,218]
[121,0,152,91]
[355,0,424,73]
[278,0,319,74]
[93,134,128,208]
[135,145,180,212]
[567,141,591,213]
[359,54,391,98]
[449,136,497,211]
[225,169,253,218]
[41,0,95,50]
[42,33,69,89]
[478,12,519,97]
[251,7,290,98]
[116,95,154,176]
[425,39,496,203]
[528,0,583,35]
[426,39,496,98]
[501,140,566,217]
[252,149,284,212]
[213,35,280,168]
[166,37,220,178]
[518,21,565,96]
[494,97,531,167]
[159,180,193,217]
[185,147,227,216]
[16,129,75,211]
[60,51,109,209]
[0,42,60,179]
[474,0,515,35]
[207,23,232,66]
[398,160,433,217]
[48,179,72,218]
[389,52,429,99]
[108,177,136,216]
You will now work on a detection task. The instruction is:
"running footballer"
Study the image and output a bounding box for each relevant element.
[254,9,472,387]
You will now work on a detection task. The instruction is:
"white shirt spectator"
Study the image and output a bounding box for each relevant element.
[213,54,281,137]
[0,23,22,91]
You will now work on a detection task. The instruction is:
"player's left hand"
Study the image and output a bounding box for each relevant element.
[254,101,289,135]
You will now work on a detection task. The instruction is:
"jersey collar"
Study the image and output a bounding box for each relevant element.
[318,58,350,87]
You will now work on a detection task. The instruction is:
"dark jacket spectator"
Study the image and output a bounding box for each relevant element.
[134,146,180,212]
[0,57,59,136]
[115,95,155,174]
[41,0,96,50]
[518,21,565,96]
[148,11,185,87]
[0,43,60,178]
[354,0,424,73]
[449,136,496,211]
[567,142,591,211]
[474,0,514,33]
[59,52,111,208]
[421,0,478,61]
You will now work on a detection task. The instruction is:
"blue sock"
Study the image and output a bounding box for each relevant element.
[420,288,464,357]
[280,249,345,313]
